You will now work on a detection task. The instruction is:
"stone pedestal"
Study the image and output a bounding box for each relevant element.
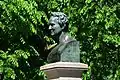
[40,62,88,80]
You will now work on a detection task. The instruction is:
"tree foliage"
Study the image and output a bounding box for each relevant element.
[0,0,120,80]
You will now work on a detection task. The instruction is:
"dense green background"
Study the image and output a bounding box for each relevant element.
[0,0,120,80]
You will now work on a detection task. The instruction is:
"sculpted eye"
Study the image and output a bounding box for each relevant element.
[50,23,55,26]
[52,24,55,26]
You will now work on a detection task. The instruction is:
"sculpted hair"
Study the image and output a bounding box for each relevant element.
[51,12,69,32]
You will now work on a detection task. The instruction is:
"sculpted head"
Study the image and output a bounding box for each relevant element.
[48,12,68,36]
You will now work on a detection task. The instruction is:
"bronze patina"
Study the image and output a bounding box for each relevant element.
[47,12,80,63]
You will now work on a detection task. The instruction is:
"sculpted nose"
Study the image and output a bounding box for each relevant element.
[49,25,52,29]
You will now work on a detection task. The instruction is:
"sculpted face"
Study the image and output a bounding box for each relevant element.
[49,17,62,36]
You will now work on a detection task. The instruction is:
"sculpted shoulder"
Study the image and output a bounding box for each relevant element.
[47,12,80,63]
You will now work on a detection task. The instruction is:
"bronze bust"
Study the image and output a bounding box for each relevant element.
[47,12,80,63]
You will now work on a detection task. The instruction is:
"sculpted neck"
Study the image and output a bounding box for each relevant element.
[53,31,69,44]
[59,32,69,43]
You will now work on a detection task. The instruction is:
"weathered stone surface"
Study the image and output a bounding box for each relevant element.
[40,62,88,80]
[51,77,82,80]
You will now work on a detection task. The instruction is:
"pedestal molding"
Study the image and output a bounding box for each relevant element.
[40,62,88,80]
